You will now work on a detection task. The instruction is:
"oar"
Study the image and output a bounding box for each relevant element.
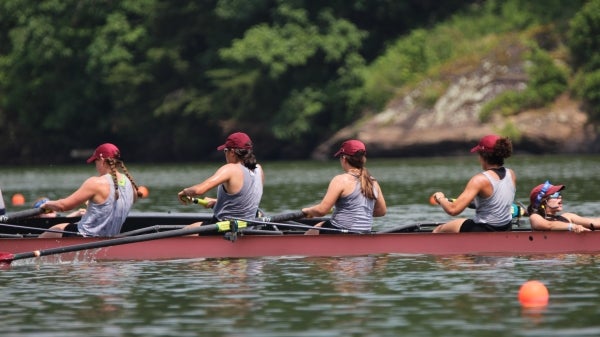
[0,220,247,266]
[258,210,306,223]
[0,223,80,236]
[377,222,443,233]
[0,208,44,223]
[246,211,306,232]
[238,217,365,234]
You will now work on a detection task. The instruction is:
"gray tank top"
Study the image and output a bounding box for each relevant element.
[213,164,263,221]
[78,174,134,237]
[472,169,515,226]
[331,178,377,233]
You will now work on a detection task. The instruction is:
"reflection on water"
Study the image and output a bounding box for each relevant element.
[306,256,386,293]
[434,254,517,269]
[521,306,549,327]
[0,254,599,336]
[181,258,266,320]
[74,265,125,321]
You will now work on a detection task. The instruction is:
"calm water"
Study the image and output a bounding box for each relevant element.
[1,155,600,336]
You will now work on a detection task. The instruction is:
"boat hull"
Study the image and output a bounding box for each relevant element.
[2,231,599,263]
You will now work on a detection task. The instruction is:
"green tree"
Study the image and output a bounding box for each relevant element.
[568,0,600,119]
[0,0,156,162]
[0,0,523,163]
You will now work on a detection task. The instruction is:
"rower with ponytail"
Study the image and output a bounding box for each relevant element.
[301,139,387,234]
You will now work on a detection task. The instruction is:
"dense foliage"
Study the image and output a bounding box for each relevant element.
[568,0,600,120]
[0,0,595,163]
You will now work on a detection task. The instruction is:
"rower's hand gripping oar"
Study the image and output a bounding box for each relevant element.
[0,220,247,266]
[179,196,212,207]
[189,197,210,207]
[0,208,45,223]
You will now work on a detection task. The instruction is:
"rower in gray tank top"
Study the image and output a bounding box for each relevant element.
[78,174,135,237]
[213,164,263,221]
[331,180,378,233]
[472,169,515,227]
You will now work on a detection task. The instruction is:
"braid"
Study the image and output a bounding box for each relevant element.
[119,161,142,199]
[106,158,120,200]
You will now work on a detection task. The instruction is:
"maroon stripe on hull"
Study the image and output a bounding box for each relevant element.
[2,231,600,263]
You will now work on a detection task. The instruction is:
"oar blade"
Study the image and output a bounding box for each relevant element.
[0,252,16,266]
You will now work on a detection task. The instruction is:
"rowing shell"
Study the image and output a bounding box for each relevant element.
[1,229,599,264]
[0,211,592,264]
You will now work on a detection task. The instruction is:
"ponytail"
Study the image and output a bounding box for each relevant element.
[345,151,376,200]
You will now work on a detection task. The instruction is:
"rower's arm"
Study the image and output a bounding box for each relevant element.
[562,213,599,230]
[530,213,590,232]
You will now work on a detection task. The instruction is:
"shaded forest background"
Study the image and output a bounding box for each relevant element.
[0,0,598,164]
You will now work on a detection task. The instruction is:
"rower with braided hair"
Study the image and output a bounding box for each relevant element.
[38,143,142,238]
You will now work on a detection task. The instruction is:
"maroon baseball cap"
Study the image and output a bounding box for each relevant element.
[217,132,253,151]
[86,143,121,163]
[334,140,366,157]
[529,182,565,207]
[470,134,500,153]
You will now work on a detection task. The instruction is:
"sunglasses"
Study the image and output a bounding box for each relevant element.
[548,192,562,199]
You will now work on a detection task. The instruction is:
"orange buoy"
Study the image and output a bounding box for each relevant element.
[138,186,149,198]
[518,280,549,308]
[11,193,25,206]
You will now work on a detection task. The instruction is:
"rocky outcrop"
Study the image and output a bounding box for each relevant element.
[312,45,598,159]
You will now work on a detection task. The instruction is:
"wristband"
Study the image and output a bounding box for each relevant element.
[568,223,573,232]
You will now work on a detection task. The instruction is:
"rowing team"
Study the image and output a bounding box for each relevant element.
[2,133,598,238]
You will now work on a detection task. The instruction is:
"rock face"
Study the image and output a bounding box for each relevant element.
[312,46,598,159]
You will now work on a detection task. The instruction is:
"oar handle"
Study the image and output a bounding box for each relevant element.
[189,197,210,207]
[0,208,44,223]
[260,211,306,223]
